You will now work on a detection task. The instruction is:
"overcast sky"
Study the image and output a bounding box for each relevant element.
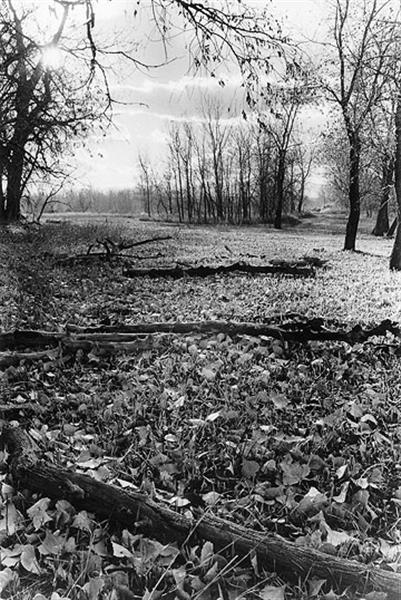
[71,0,326,190]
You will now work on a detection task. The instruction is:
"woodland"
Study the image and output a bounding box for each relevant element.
[3,1,401,600]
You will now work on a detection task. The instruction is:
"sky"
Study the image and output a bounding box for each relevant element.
[65,0,327,191]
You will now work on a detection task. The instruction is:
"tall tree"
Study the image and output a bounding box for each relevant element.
[390,91,401,269]
[0,0,109,223]
[324,0,397,250]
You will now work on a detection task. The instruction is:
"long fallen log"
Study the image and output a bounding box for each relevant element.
[123,262,316,279]
[67,318,400,345]
[0,320,399,354]
[2,424,401,599]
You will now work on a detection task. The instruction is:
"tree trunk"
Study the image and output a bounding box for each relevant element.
[372,159,393,236]
[297,178,305,213]
[5,145,25,222]
[388,217,398,238]
[274,156,285,229]
[390,93,401,270]
[344,135,361,250]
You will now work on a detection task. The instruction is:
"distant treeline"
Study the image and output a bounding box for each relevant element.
[34,188,144,216]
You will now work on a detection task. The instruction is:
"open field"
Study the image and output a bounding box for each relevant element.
[1,215,401,600]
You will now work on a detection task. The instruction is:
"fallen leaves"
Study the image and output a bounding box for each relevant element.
[2,220,401,599]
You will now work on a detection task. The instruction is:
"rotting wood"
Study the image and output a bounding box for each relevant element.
[122,261,316,279]
[2,424,401,599]
[0,320,399,356]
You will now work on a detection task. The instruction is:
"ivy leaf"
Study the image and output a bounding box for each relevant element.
[270,392,289,410]
[242,459,260,479]
[280,457,310,485]
[258,584,285,600]
[333,481,350,504]
[83,577,105,600]
[39,531,66,556]
[0,501,23,535]
[0,567,14,593]
[20,544,41,574]
[72,510,92,532]
[112,542,133,559]
[27,498,52,530]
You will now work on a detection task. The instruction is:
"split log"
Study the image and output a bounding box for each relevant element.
[2,424,401,599]
[123,262,316,279]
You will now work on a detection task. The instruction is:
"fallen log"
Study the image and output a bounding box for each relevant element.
[123,262,316,279]
[0,331,65,351]
[67,319,400,345]
[0,350,57,368]
[0,330,158,353]
[1,320,399,355]
[2,424,401,599]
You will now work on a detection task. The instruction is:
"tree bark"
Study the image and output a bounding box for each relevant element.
[390,92,401,270]
[372,159,393,236]
[274,155,285,229]
[344,134,361,251]
[2,424,401,599]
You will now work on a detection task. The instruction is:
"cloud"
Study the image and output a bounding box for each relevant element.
[113,74,243,96]
[112,73,245,120]
[115,107,244,124]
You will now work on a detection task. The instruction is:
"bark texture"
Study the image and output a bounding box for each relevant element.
[391,92,401,270]
[2,424,401,599]
[344,134,361,251]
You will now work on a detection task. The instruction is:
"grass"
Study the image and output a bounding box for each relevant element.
[1,215,401,600]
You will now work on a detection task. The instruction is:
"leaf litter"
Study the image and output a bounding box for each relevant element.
[0,220,401,599]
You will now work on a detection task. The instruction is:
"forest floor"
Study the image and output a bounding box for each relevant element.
[1,215,401,600]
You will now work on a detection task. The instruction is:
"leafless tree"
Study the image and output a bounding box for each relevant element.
[0,0,110,223]
[323,0,399,250]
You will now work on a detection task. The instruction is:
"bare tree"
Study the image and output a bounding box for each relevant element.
[138,153,154,217]
[323,0,399,250]
[258,62,314,229]
[0,1,110,223]
[390,91,401,269]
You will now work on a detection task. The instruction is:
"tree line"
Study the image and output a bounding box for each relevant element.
[138,96,314,226]
[3,0,401,269]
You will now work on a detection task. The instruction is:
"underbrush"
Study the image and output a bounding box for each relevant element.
[0,220,401,599]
